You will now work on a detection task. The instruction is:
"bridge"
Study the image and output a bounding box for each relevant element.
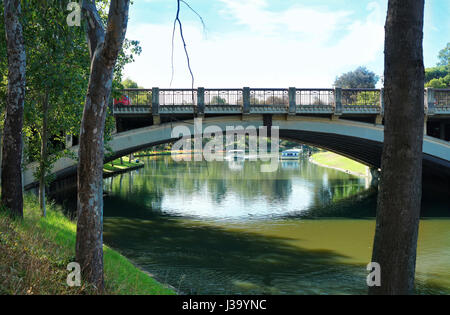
[23,87,450,192]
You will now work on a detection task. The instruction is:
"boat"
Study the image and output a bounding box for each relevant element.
[225,149,245,160]
[281,148,302,160]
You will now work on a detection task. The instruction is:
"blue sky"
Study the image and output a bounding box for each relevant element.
[123,0,450,88]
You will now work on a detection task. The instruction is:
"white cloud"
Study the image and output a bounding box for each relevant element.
[124,0,386,88]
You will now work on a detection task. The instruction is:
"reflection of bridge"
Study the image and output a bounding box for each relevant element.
[24,88,450,191]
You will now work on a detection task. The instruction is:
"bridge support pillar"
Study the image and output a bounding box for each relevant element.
[153,115,161,125]
[440,122,446,140]
[424,115,428,135]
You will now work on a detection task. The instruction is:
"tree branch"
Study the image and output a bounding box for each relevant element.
[171,0,204,90]
[82,0,105,59]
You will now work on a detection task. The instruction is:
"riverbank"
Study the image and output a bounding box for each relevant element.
[103,157,144,176]
[0,194,175,295]
[309,151,368,177]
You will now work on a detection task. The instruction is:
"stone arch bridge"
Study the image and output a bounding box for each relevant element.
[23,87,450,191]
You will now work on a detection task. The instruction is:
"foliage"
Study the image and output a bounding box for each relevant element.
[0,1,141,187]
[437,42,449,67]
[425,43,450,88]
[0,194,175,295]
[122,78,142,89]
[334,66,379,88]
[19,1,90,185]
[356,91,380,106]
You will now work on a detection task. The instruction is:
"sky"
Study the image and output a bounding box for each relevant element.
[122,0,450,88]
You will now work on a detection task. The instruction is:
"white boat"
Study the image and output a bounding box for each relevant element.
[281,148,302,160]
[225,149,245,160]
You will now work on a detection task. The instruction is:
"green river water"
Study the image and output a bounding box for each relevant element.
[97,156,450,295]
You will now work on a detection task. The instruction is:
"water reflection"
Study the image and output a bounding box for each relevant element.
[103,156,368,221]
[99,156,450,295]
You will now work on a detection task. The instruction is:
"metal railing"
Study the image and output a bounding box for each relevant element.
[296,89,335,106]
[204,89,242,106]
[435,89,450,107]
[159,89,197,106]
[250,88,289,106]
[111,87,450,112]
[341,89,381,106]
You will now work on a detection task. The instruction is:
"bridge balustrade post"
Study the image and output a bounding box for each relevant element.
[376,88,384,125]
[424,88,436,136]
[197,87,205,117]
[152,87,160,125]
[333,88,342,119]
[243,87,250,114]
[426,88,435,116]
[288,87,296,115]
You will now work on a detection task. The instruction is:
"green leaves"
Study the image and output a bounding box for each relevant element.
[334,66,379,89]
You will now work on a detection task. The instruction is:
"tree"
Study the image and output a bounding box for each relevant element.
[122,78,141,89]
[1,0,26,218]
[334,66,379,88]
[75,0,130,290]
[369,0,425,295]
[22,1,90,217]
[437,42,449,66]
[424,43,449,88]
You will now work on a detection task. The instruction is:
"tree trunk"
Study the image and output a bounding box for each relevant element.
[369,0,425,295]
[120,157,123,165]
[75,0,130,291]
[1,0,26,218]
[39,93,49,217]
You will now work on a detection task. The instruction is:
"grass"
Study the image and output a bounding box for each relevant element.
[0,194,175,295]
[103,156,144,173]
[310,151,368,176]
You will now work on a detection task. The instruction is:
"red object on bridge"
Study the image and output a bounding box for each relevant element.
[114,95,131,106]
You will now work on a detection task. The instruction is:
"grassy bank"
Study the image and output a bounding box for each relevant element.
[0,194,175,295]
[310,151,368,177]
[103,156,144,174]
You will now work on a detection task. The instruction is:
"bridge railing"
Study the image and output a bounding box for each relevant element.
[112,87,450,115]
[159,89,197,106]
[296,89,335,106]
[204,89,243,106]
[249,88,289,106]
[435,89,450,107]
[341,89,381,106]
[113,89,152,106]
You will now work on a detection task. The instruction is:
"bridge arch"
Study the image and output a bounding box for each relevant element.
[23,115,450,190]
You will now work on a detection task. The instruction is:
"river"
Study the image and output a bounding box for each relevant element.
[91,155,449,294]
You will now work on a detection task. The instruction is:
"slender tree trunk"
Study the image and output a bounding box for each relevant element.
[369,0,425,295]
[39,93,49,217]
[120,157,123,165]
[76,0,130,291]
[1,0,26,218]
